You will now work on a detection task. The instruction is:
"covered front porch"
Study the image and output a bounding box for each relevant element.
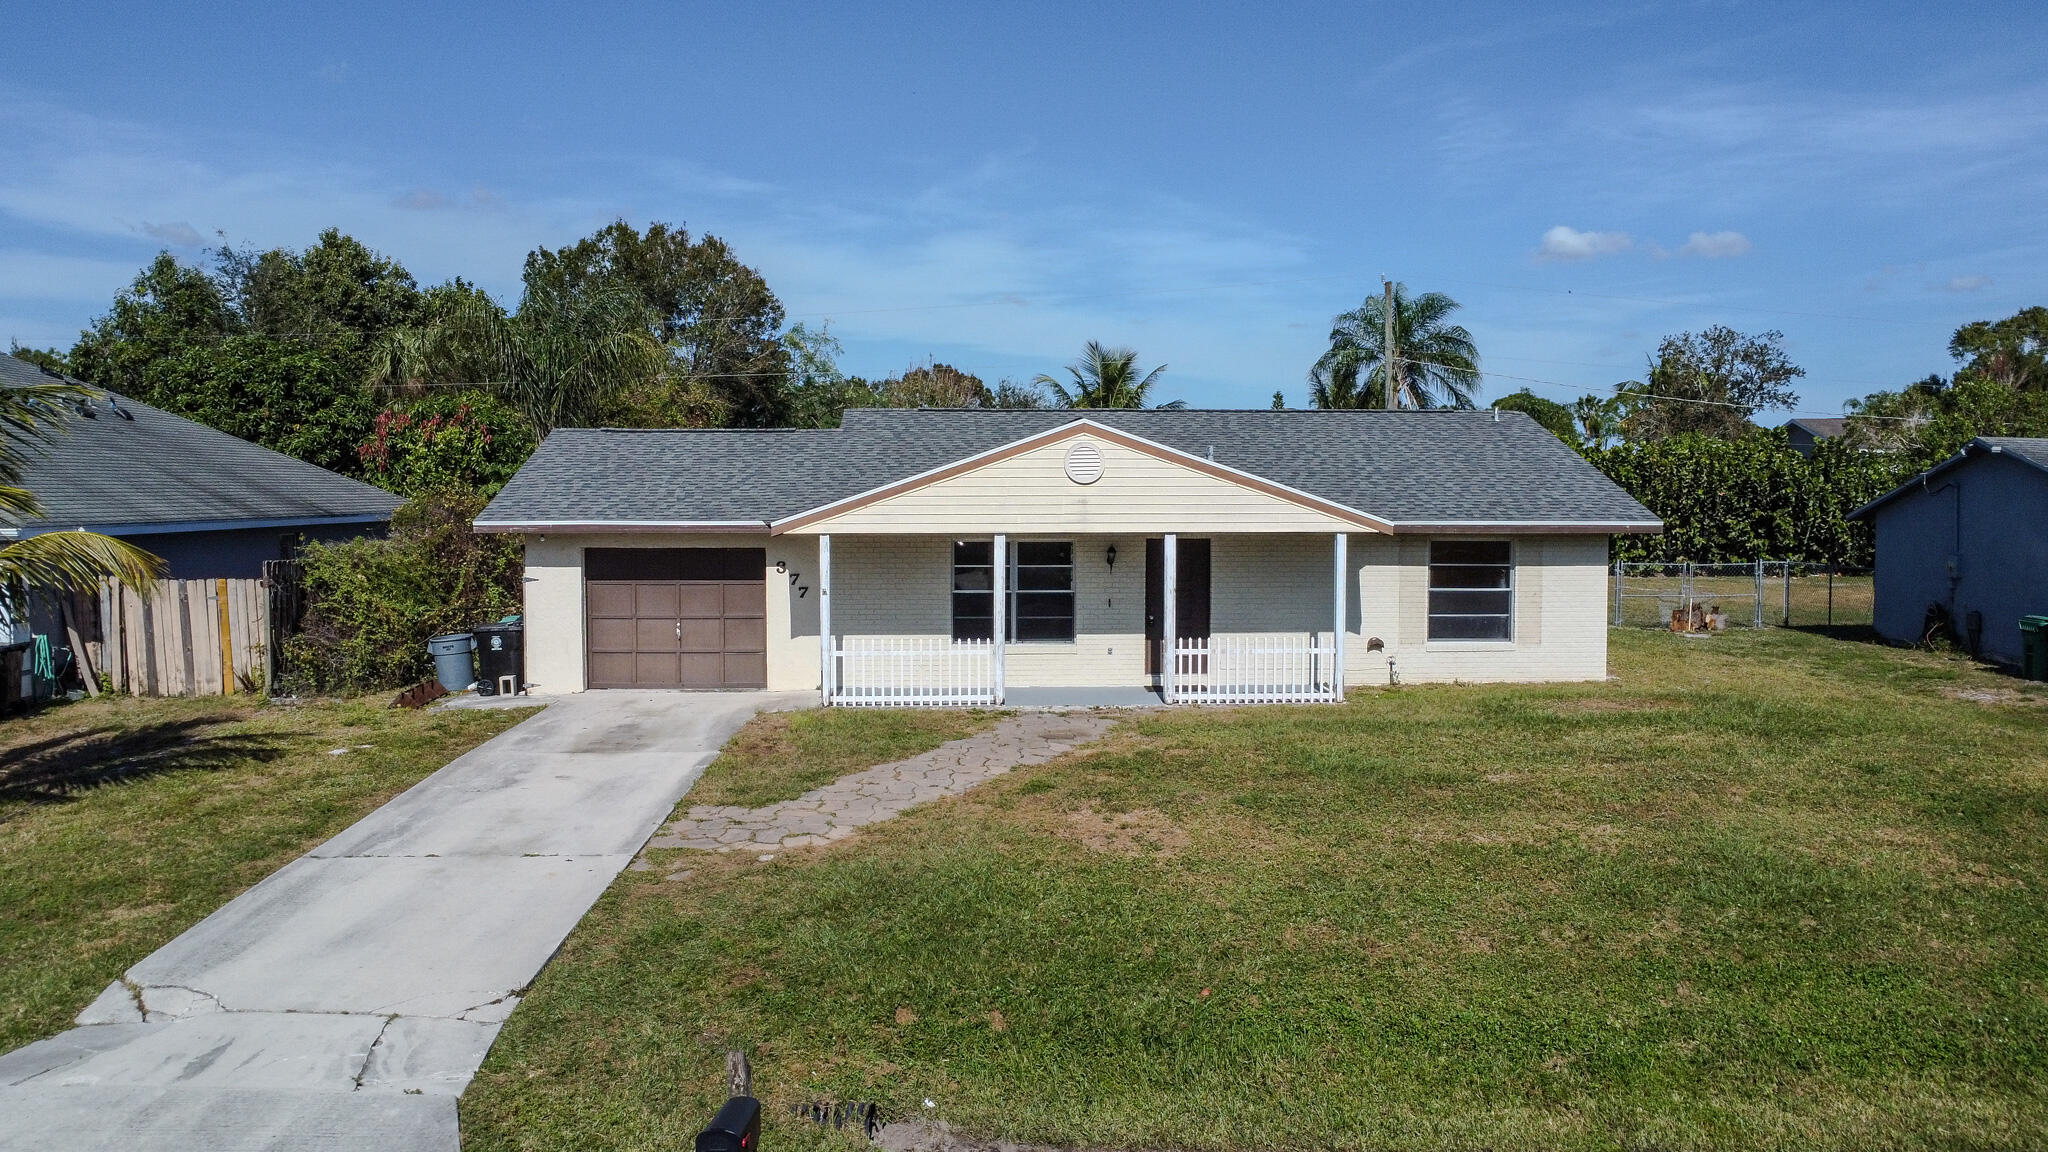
[813,532,1352,707]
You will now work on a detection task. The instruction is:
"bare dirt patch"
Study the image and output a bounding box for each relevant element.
[1059,805,1190,858]
[1943,685,2048,707]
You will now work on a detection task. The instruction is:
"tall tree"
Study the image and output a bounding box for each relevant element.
[371,279,666,436]
[1311,284,1480,409]
[1618,326,1803,441]
[1571,393,1627,451]
[67,235,422,474]
[1491,388,1578,444]
[1034,342,1182,409]
[0,382,164,593]
[68,252,238,399]
[523,221,790,425]
[1948,306,2048,392]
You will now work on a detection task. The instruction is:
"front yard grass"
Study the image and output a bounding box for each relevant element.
[0,693,531,1053]
[464,629,2048,1151]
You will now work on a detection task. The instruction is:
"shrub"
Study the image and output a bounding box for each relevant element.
[282,490,522,694]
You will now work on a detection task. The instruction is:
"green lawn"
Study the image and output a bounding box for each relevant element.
[463,630,2048,1152]
[688,706,1004,808]
[0,693,531,1053]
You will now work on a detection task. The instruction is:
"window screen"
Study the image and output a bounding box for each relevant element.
[949,540,1077,642]
[1428,540,1513,641]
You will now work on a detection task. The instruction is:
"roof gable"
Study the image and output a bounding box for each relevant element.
[1850,436,2048,520]
[773,419,1391,534]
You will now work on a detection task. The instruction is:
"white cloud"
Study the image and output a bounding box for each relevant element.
[140,220,205,246]
[1537,225,1632,261]
[1940,274,1992,293]
[1677,230,1751,258]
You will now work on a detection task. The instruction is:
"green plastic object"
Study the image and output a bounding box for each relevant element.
[2022,616,2048,682]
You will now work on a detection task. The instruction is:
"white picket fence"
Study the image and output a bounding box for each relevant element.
[829,636,997,706]
[1169,633,1338,704]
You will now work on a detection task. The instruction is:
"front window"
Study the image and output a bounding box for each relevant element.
[951,540,1076,642]
[951,541,995,640]
[1428,540,1513,641]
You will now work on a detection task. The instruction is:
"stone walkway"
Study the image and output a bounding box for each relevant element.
[647,712,1119,855]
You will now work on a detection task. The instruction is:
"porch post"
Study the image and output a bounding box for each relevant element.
[817,534,833,705]
[1162,533,1178,703]
[991,534,1007,704]
[1332,532,1348,702]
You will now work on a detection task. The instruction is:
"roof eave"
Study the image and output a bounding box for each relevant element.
[9,512,395,538]
[1389,520,1665,535]
[471,520,773,535]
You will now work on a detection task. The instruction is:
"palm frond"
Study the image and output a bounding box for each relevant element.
[0,531,165,594]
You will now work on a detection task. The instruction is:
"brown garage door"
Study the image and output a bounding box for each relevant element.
[585,548,766,689]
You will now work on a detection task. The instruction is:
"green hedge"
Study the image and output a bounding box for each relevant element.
[1589,430,1914,565]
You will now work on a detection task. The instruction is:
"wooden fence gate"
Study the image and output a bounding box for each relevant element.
[97,578,270,696]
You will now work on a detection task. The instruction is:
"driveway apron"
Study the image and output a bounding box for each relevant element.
[0,689,806,1152]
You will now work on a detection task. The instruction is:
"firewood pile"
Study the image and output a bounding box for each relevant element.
[1669,603,1728,633]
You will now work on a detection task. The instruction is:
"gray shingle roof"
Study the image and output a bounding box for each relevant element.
[1,354,402,533]
[479,407,1658,531]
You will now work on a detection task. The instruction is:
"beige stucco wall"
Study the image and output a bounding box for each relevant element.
[517,529,1612,694]
[792,434,1368,535]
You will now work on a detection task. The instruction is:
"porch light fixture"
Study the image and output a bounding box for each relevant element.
[1105,544,1117,568]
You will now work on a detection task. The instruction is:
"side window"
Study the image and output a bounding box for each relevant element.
[1427,540,1513,641]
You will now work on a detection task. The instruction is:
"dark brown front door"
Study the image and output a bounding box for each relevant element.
[585,548,766,689]
[1144,537,1211,675]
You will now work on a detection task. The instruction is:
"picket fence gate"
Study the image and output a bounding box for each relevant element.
[1168,634,1339,704]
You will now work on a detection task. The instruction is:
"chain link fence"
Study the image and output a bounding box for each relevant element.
[1611,560,1874,630]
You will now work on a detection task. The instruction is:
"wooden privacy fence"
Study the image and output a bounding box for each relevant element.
[97,577,270,696]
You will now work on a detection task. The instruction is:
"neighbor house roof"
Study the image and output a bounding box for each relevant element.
[478,408,1661,535]
[0,354,402,536]
[1849,436,2048,521]
[1785,417,1849,439]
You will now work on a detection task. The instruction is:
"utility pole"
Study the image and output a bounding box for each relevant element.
[1382,277,1399,410]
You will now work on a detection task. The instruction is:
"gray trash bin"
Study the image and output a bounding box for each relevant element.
[427,632,476,692]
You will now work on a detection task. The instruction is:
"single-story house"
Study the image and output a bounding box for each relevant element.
[0,353,402,581]
[1783,417,1848,457]
[1850,436,2048,667]
[478,408,1660,705]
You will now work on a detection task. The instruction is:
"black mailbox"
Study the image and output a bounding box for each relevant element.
[696,1096,762,1152]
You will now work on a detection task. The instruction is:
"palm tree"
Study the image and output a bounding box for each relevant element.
[371,281,667,435]
[0,382,164,593]
[1034,342,1184,409]
[1310,284,1481,409]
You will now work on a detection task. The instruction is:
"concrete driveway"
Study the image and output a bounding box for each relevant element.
[0,689,807,1152]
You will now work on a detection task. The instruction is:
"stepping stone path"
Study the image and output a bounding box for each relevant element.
[647,712,1119,856]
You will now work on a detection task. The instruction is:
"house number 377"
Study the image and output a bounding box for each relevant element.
[775,560,808,597]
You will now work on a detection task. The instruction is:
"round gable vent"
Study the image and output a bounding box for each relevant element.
[1064,440,1104,485]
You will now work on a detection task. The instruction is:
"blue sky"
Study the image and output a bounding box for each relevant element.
[2,1,2043,416]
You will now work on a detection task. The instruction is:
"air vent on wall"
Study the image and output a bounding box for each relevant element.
[1064,440,1104,484]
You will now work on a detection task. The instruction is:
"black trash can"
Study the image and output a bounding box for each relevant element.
[472,622,525,696]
